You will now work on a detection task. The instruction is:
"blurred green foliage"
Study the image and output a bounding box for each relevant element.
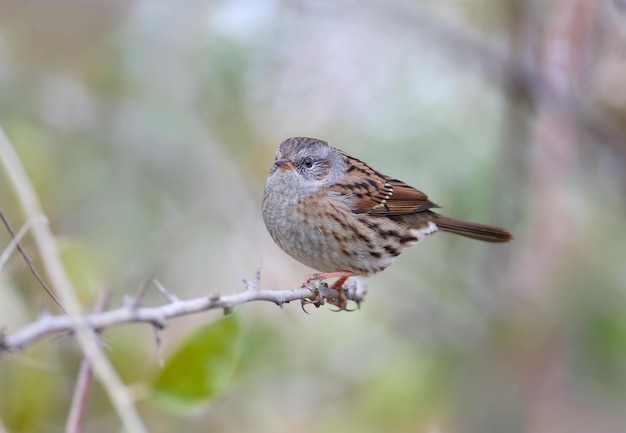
[152,315,244,412]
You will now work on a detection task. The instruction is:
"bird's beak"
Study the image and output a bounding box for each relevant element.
[273,158,293,170]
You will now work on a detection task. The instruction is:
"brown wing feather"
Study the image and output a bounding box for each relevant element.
[376,178,439,215]
[329,152,439,216]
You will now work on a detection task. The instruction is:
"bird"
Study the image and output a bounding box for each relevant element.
[262,137,513,309]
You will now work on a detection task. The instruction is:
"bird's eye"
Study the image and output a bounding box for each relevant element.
[302,157,314,169]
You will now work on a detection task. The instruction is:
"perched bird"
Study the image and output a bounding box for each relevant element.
[262,137,512,308]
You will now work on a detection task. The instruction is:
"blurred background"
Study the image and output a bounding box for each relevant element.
[1,0,626,432]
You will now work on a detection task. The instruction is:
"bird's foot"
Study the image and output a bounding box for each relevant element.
[301,271,356,312]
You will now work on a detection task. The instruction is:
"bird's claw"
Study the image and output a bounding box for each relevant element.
[327,290,358,312]
[300,290,324,314]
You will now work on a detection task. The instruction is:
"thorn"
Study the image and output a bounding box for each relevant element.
[93,291,112,310]
[243,263,263,291]
[153,327,164,367]
[208,294,221,303]
[222,307,233,316]
[153,280,179,303]
[131,275,154,308]
[150,318,166,330]
[242,278,258,291]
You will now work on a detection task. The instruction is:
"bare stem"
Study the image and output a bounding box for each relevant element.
[65,293,111,433]
[0,209,64,312]
[2,278,367,352]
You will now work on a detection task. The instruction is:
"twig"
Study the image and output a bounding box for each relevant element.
[0,213,46,270]
[1,277,367,352]
[65,292,111,433]
[0,127,148,433]
[0,209,65,312]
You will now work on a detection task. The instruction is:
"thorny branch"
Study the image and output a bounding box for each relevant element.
[0,275,367,353]
[0,126,148,433]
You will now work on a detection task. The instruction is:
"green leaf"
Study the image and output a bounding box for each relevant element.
[151,314,243,413]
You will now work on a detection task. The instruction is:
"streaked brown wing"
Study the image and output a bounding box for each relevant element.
[329,152,439,216]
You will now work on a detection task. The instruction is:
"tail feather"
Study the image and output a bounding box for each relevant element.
[435,216,513,243]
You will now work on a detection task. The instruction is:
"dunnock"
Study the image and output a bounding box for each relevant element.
[262,137,512,308]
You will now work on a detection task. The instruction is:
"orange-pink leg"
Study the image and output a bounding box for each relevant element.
[301,271,354,286]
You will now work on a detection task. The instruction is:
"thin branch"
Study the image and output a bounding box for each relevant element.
[0,209,65,312]
[65,359,94,433]
[66,292,111,433]
[1,277,367,352]
[0,213,46,270]
[0,127,148,433]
